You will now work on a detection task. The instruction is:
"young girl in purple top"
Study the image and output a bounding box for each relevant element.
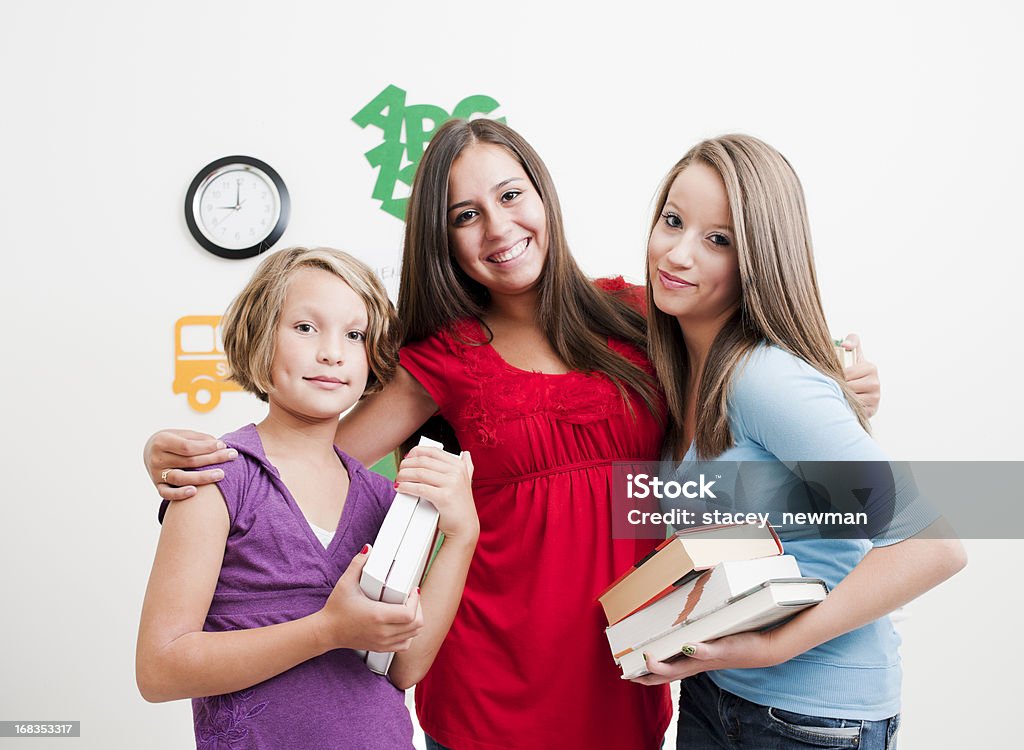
[136,247,479,749]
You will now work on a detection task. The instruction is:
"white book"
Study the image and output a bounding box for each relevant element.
[361,436,445,676]
[606,555,802,661]
[360,492,419,602]
[366,498,440,675]
[360,436,445,601]
[364,647,393,675]
[382,498,439,604]
[617,578,827,679]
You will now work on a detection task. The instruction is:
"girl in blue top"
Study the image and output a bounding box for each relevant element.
[635,135,966,750]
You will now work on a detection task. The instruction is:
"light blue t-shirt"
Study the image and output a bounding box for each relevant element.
[667,345,935,720]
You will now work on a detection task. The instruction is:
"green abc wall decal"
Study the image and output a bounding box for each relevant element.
[353,85,504,220]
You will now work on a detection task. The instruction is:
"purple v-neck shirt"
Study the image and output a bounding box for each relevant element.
[191,424,413,750]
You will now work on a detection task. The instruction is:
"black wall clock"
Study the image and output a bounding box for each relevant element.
[185,155,290,259]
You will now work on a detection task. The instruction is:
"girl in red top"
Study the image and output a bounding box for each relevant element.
[145,119,880,750]
[339,118,672,750]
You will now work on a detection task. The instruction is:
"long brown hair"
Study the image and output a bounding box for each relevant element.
[399,118,660,417]
[646,135,870,459]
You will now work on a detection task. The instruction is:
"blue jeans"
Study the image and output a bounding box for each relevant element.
[676,672,900,749]
[424,736,452,750]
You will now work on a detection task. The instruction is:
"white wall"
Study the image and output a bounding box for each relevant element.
[1,1,1019,747]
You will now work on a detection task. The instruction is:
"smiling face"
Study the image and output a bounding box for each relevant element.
[648,161,741,326]
[446,143,549,300]
[268,267,370,422]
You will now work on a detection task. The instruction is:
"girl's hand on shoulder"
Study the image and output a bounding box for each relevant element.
[630,630,786,686]
[395,448,479,543]
[840,333,881,418]
[144,429,238,501]
[318,545,424,653]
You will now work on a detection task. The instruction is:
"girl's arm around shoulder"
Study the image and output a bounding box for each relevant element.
[144,429,239,502]
[136,482,425,702]
[144,354,443,502]
[838,333,881,418]
[387,447,479,690]
[336,366,438,467]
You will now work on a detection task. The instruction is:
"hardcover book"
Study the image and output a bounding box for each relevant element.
[616,578,827,679]
[359,436,444,675]
[599,523,783,626]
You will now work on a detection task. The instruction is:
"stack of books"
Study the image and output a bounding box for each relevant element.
[598,524,827,679]
[358,436,445,675]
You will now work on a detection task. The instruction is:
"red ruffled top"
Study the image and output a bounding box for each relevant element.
[401,279,670,750]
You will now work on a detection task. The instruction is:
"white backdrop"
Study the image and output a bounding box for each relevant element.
[1,1,1020,747]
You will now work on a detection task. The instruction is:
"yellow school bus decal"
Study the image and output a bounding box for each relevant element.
[173,315,243,412]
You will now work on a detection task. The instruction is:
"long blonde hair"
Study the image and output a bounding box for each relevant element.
[646,135,869,459]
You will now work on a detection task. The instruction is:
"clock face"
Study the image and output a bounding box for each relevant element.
[185,156,290,259]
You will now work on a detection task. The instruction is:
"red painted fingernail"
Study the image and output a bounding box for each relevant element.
[393,481,399,489]
[360,544,369,554]
[416,587,420,595]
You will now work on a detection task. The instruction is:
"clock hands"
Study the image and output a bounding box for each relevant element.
[215,200,247,211]
[212,197,247,228]
[216,181,247,215]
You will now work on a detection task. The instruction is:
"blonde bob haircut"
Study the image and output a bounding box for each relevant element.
[646,135,870,459]
[221,246,398,402]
